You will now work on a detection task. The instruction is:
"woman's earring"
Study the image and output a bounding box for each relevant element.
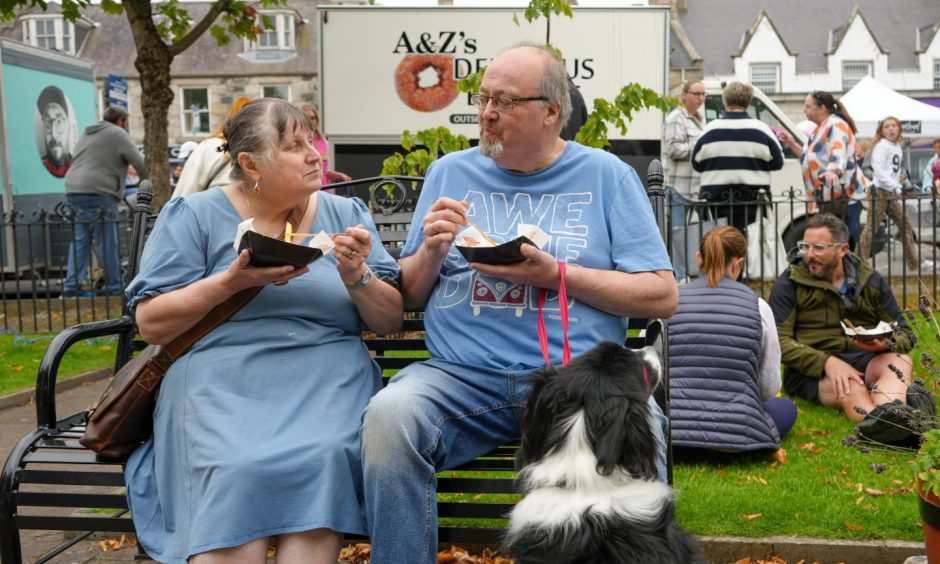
[253,180,261,195]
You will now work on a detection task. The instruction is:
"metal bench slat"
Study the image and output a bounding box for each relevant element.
[438,527,505,545]
[23,452,113,465]
[437,478,515,494]
[16,491,128,509]
[13,515,135,532]
[19,469,126,487]
[438,503,513,519]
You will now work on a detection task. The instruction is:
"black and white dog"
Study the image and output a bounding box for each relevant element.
[504,341,703,564]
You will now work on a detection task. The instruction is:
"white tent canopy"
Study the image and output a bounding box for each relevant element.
[840,76,940,139]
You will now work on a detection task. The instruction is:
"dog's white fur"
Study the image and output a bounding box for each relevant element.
[509,410,673,532]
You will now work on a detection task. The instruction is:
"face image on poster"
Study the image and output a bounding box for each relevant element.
[33,85,79,178]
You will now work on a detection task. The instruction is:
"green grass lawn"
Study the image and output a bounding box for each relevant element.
[0,332,117,396]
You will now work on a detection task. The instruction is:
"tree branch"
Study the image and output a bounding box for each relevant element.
[168,0,232,56]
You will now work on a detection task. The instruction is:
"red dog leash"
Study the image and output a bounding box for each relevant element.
[537,261,570,367]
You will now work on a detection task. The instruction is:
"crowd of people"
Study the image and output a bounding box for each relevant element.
[54,44,935,563]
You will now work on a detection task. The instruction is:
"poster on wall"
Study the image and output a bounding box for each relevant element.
[33,85,79,178]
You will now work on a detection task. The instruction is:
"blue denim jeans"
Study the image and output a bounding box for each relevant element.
[64,194,122,294]
[360,357,669,564]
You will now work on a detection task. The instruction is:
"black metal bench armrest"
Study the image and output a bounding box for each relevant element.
[35,316,135,428]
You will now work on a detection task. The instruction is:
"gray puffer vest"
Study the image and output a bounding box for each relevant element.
[667,276,780,451]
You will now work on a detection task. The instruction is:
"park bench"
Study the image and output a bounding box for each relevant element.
[0,168,671,564]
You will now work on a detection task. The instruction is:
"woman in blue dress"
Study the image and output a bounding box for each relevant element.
[124,98,403,563]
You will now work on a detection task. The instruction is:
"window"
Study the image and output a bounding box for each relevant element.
[749,64,779,94]
[842,61,871,91]
[180,87,210,135]
[250,12,295,51]
[934,60,940,90]
[262,85,291,100]
[22,17,74,53]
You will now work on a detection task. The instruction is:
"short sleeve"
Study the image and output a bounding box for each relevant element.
[350,197,401,285]
[608,166,673,273]
[125,198,208,313]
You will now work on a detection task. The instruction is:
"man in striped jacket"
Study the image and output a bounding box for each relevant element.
[691,81,784,234]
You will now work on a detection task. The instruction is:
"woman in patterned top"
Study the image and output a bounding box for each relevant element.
[778,91,860,225]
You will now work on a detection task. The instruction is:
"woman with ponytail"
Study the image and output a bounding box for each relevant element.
[667,225,797,455]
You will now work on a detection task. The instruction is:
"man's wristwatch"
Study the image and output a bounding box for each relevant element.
[345,268,373,289]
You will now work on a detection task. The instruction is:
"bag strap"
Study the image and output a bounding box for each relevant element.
[537,262,570,367]
[161,286,262,359]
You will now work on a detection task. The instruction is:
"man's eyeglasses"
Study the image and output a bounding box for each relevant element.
[470,94,548,112]
[686,91,706,97]
[797,241,842,253]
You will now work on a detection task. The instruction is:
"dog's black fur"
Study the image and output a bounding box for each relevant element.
[504,341,703,564]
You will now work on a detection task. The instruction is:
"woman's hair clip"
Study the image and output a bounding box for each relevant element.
[217,142,230,153]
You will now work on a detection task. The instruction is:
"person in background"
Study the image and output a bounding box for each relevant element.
[668,225,797,455]
[559,75,588,141]
[769,213,933,445]
[171,97,252,199]
[777,91,860,229]
[124,98,403,563]
[858,116,926,270]
[663,79,705,279]
[62,106,146,298]
[300,105,352,186]
[923,137,940,196]
[692,81,783,235]
[845,138,873,250]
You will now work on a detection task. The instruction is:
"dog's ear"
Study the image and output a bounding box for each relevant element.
[588,395,659,479]
[516,367,561,469]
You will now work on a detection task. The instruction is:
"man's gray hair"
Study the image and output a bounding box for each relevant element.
[805,213,849,244]
[503,42,572,127]
[103,106,128,124]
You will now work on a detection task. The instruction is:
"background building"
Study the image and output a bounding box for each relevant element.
[0,2,319,156]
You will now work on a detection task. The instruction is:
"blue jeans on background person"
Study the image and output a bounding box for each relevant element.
[360,357,669,564]
[63,193,122,296]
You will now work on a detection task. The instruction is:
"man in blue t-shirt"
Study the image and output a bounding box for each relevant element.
[360,43,678,564]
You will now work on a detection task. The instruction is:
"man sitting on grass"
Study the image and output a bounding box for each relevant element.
[769,213,934,444]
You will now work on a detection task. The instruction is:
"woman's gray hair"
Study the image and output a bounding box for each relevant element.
[504,42,572,127]
[223,98,313,182]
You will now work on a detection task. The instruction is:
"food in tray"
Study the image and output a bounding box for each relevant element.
[454,222,549,265]
[841,320,895,343]
[233,219,334,268]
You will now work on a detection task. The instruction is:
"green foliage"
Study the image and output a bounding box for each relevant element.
[521,0,574,22]
[916,429,940,498]
[381,127,470,177]
[576,84,675,149]
[457,69,485,95]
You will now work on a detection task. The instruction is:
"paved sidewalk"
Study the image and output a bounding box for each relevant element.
[0,376,929,563]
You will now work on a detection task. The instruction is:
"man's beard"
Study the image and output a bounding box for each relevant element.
[479,136,504,159]
[807,258,838,280]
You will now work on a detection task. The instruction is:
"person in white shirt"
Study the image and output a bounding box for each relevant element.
[858,116,926,270]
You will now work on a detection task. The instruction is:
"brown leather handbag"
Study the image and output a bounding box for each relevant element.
[80,287,261,458]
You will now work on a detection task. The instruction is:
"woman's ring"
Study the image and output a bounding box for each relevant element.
[346,250,357,259]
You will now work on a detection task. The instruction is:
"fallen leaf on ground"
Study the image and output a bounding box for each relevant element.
[865,487,884,496]
[845,521,864,531]
[743,513,763,521]
[772,448,787,464]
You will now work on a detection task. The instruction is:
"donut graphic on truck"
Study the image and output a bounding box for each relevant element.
[394,54,459,112]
